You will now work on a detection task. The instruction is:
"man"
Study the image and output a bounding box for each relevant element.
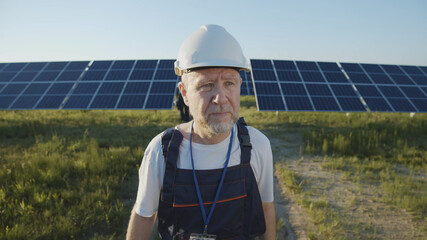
[127,24,275,240]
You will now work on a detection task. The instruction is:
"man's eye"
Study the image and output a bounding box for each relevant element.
[200,83,213,89]
[226,81,235,86]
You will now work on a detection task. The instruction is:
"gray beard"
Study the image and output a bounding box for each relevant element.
[198,116,237,135]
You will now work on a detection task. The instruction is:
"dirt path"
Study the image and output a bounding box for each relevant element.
[268,132,426,240]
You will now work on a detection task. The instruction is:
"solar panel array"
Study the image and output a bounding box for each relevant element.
[251,60,427,112]
[1,59,426,112]
[0,60,179,110]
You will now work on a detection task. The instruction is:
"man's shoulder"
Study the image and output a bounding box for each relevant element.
[146,125,186,152]
[245,125,270,146]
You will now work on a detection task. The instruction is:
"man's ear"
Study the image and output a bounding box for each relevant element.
[178,82,189,106]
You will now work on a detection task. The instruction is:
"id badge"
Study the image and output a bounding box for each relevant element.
[189,233,216,240]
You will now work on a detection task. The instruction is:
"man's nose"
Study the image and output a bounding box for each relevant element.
[212,86,228,105]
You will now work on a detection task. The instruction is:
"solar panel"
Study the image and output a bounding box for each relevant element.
[0,63,7,71]
[34,71,60,82]
[90,61,113,70]
[252,70,276,81]
[251,60,273,69]
[361,64,384,73]
[82,70,107,81]
[105,70,131,80]
[387,98,417,112]
[123,82,150,94]
[1,83,27,94]
[355,85,383,97]
[12,72,38,82]
[36,95,66,109]
[150,81,177,94]
[347,73,372,84]
[135,60,157,69]
[255,82,281,95]
[410,99,427,112]
[111,60,135,69]
[399,86,425,98]
[45,62,68,71]
[317,62,341,72]
[273,60,296,70]
[305,84,333,96]
[73,82,100,94]
[368,74,394,84]
[130,70,154,80]
[340,63,364,73]
[323,72,348,83]
[285,96,313,111]
[381,64,404,74]
[66,61,89,70]
[57,71,83,81]
[23,83,50,94]
[145,94,174,109]
[158,60,175,69]
[23,62,47,71]
[257,95,285,111]
[154,69,177,80]
[400,65,423,75]
[389,74,415,85]
[4,63,27,71]
[329,84,358,97]
[90,95,119,109]
[63,95,93,109]
[47,83,74,94]
[117,95,146,109]
[363,98,393,112]
[311,97,341,111]
[378,86,405,98]
[296,61,318,71]
[277,71,302,82]
[0,96,16,108]
[98,82,125,94]
[410,75,427,85]
[240,71,252,96]
[11,96,41,109]
[300,71,325,82]
[0,72,18,82]
[0,59,425,112]
[281,83,308,96]
[336,97,366,111]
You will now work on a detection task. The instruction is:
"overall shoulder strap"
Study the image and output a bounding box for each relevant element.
[161,127,183,203]
[237,117,252,164]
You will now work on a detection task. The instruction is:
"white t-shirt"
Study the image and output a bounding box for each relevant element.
[134,124,274,217]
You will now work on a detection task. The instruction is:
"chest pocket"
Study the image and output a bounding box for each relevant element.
[173,179,247,207]
[172,177,247,238]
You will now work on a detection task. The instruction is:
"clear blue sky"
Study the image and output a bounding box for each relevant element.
[1,0,426,66]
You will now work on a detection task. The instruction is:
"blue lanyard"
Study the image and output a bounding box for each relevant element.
[190,121,234,234]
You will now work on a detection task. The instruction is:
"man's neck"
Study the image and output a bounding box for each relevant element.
[178,122,232,145]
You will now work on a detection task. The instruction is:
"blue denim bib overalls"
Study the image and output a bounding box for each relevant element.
[158,118,266,240]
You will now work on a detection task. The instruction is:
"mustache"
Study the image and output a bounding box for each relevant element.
[205,106,233,115]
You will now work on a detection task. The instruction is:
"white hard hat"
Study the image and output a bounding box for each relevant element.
[174,24,251,76]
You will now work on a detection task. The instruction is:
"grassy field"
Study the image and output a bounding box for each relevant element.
[1,96,426,239]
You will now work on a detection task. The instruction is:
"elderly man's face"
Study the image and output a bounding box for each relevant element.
[180,68,242,135]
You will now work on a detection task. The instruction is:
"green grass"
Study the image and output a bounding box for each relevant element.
[1,96,426,239]
[0,110,182,239]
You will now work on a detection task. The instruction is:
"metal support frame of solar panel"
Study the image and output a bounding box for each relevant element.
[0,60,179,110]
[341,62,427,112]
[252,59,366,112]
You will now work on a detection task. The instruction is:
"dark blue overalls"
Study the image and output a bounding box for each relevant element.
[158,118,266,239]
